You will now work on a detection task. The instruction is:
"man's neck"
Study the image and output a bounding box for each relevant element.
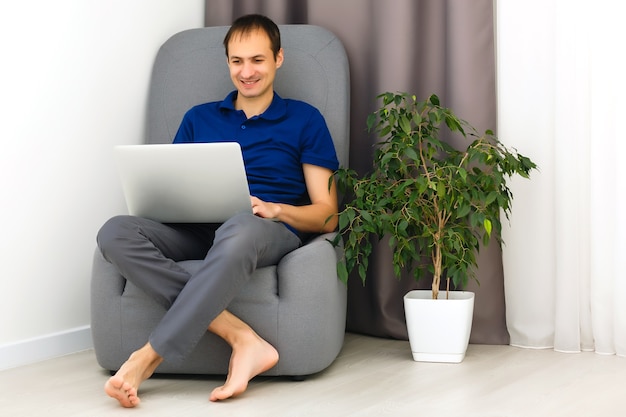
[235,92,274,119]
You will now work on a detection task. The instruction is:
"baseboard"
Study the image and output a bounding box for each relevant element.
[0,326,93,371]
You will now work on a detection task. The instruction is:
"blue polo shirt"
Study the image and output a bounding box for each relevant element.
[173,91,339,208]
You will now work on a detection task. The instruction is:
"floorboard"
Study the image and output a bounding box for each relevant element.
[1,333,624,416]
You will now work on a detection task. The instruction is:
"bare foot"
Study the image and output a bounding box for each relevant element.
[209,334,279,401]
[104,343,163,408]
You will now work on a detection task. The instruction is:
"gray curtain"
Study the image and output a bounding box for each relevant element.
[205,0,509,345]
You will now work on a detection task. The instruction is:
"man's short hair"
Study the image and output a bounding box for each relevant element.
[223,14,282,59]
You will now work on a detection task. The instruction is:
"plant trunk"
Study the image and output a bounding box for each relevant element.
[432,240,442,300]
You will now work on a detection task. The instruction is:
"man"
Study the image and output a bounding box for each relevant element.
[98,14,339,407]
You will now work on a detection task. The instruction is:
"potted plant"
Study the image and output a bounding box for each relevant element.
[332,92,536,362]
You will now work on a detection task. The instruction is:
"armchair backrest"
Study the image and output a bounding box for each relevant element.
[146,25,350,169]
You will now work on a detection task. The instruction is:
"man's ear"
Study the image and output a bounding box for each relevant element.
[275,48,284,69]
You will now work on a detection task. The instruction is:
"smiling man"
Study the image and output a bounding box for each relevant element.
[226,20,283,116]
[97,14,339,407]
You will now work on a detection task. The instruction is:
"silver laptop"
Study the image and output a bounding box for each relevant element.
[114,142,252,223]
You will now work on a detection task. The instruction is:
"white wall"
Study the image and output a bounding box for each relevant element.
[0,0,205,370]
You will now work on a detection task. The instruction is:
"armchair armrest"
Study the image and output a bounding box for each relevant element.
[275,232,346,373]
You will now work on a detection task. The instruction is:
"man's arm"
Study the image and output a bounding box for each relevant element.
[250,164,338,233]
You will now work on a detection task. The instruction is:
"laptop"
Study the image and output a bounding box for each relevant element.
[114,142,252,223]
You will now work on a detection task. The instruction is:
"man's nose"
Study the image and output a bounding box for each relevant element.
[241,61,255,78]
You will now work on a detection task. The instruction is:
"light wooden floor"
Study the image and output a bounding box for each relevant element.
[1,332,624,417]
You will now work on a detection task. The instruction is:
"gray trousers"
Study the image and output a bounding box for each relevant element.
[96,212,302,364]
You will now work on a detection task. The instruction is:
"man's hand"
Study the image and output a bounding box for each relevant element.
[250,196,281,219]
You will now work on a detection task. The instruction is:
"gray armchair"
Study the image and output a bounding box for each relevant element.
[90,25,350,377]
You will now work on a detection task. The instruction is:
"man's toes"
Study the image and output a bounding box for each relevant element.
[105,377,140,408]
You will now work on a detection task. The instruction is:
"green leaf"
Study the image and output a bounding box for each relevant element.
[337,263,348,284]
[380,151,394,167]
[358,263,368,283]
[404,147,418,161]
[485,191,498,206]
[456,203,471,219]
[445,115,461,133]
[338,212,349,231]
[399,115,411,135]
[366,113,377,131]
[483,218,492,237]
[398,219,409,234]
[458,167,467,183]
[437,181,446,198]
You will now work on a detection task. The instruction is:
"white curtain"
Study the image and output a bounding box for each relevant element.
[497,0,626,355]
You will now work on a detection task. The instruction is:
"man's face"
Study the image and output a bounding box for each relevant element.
[227,30,284,102]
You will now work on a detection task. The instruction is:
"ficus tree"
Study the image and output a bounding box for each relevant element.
[332,92,537,299]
